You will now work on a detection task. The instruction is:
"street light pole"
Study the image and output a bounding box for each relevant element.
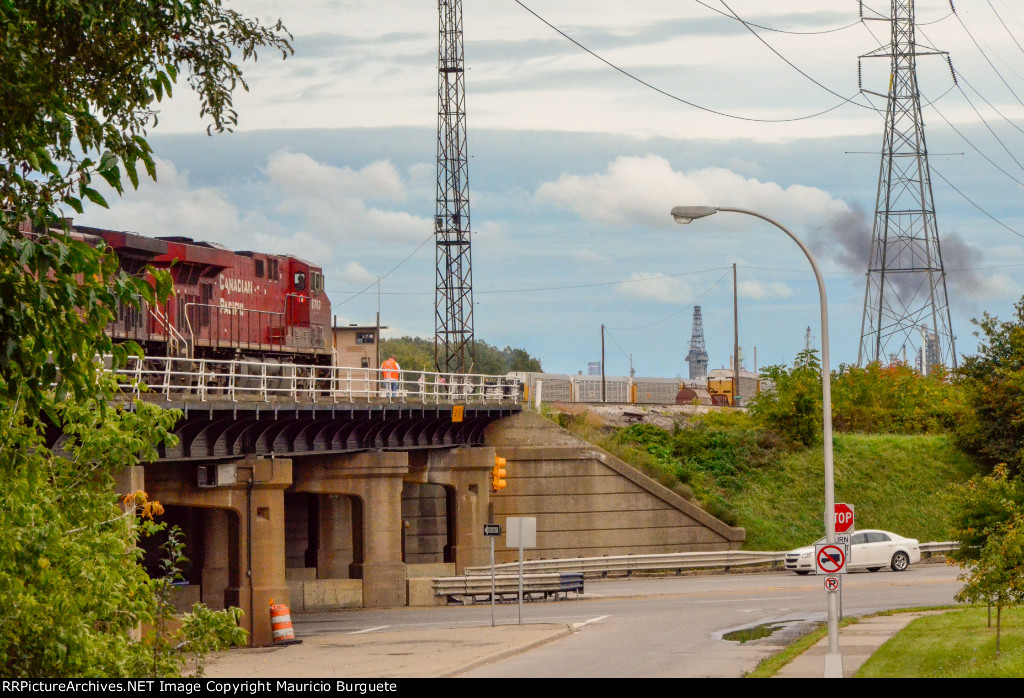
[671,205,841,678]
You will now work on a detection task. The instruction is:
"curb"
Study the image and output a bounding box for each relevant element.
[440,625,573,677]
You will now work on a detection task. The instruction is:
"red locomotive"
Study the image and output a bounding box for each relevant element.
[75,225,332,366]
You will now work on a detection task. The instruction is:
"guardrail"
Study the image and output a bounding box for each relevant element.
[464,551,786,578]
[433,573,584,603]
[111,355,520,406]
[920,541,957,557]
[463,543,958,579]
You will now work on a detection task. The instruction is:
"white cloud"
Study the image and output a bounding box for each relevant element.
[338,261,377,286]
[263,150,431,242]
[535,155,851,231]
[79,157,270,242]
[617,272,695,304]
[264,150,405,201]
[571,248,612,265]
[738,280,793,300]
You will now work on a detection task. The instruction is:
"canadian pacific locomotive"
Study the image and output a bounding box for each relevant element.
[75,225,332,366]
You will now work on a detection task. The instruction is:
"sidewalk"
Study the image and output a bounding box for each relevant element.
[204,623,570,679]
[773,612,938,678]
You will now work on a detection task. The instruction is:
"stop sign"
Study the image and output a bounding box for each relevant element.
[834,503,855,534]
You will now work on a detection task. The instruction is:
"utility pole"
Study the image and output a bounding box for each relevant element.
[733,263,740,406]
[601,324,606,403]
[434,0,475,373]
[858,0,956,371]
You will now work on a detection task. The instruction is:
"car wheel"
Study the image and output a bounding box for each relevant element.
[891,551,910,572]
[866,567,881,572]
[795,571,811,576]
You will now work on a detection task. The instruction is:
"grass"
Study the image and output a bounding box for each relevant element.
[547,406,982,551]
[733,433,980,550]
[857,606,1024,677]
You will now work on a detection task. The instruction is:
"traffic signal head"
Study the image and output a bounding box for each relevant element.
[492,455,507,492]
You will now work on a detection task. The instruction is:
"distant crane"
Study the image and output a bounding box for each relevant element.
[686,305,709,380]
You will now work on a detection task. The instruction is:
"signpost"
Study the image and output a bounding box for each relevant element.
[830,504,854,625]
[506,517,537,625]
[484,524,501,626]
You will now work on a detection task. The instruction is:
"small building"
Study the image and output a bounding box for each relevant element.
[331,324,385,369]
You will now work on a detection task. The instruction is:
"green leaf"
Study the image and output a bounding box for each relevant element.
[81,187,108,209]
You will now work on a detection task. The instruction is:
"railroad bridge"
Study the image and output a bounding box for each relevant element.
[88,356,743,647]
[81,357,518,647]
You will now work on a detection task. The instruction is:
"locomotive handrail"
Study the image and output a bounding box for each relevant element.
[183,302,297,354]
[114,355,521,406]
[148,302,189,357]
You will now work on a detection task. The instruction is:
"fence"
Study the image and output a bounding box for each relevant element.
[112,355,520,405]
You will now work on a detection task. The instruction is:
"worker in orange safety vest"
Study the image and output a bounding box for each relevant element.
[381,354,401,397]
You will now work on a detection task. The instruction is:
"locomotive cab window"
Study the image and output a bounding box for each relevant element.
[255,259,265,278]
[294,272,306,291]
[268,259,279,281]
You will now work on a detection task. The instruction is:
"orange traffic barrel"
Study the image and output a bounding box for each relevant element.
[269,600,302,646]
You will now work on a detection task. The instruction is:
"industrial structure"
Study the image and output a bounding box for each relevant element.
[686,305,709,380]
[434,0,475,374]
[857,0,956,371]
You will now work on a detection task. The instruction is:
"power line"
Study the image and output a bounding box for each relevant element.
[512,0,864,123]
[332,232,434,306]
[694,0,862,35]
[930,163,1024,241]
[950,2,1024,110]
[329,266,732,298]
[717,0,874,110]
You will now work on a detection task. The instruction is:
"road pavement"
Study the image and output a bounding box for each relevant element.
[204,563,962,678]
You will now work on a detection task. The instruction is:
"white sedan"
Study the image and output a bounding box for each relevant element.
[785,529,922,575]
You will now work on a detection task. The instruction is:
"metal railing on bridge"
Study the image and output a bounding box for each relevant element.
[113,355,521,406]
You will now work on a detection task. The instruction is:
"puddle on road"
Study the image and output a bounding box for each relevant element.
[722,622,787,643]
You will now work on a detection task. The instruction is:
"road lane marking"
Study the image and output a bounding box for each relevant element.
[347,625,390,635]
[571,615,610,632]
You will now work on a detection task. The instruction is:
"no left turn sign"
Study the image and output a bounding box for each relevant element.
[815,544,847,575]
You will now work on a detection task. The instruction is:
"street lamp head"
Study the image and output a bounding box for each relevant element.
[670,206,718,225]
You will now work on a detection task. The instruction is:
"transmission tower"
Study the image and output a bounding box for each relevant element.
[857,0,956,371]
[434,0,475,373]
[686,305,709,380]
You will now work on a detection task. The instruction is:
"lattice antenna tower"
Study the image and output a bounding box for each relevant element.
[686,305,709,380]
[857,0,956,371]
[434,0,475,373]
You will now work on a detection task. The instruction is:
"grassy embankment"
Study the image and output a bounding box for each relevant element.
[550,409,981,551]
[857,607,1024,677]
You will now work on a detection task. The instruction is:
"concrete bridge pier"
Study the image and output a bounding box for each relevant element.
[405,448,494,574]
[143,457,292,648]
[292,452,409,608]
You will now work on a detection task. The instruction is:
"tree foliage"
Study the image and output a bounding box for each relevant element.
[750,350,966,445]
[380,336,542,374]
[0,0,291,677]
[0,0,292,408]
[749,350,823,446]
[956,298,1024,475]
[950,467,1024,655]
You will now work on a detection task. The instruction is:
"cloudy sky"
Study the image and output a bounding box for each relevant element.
[80,0,1024,376]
